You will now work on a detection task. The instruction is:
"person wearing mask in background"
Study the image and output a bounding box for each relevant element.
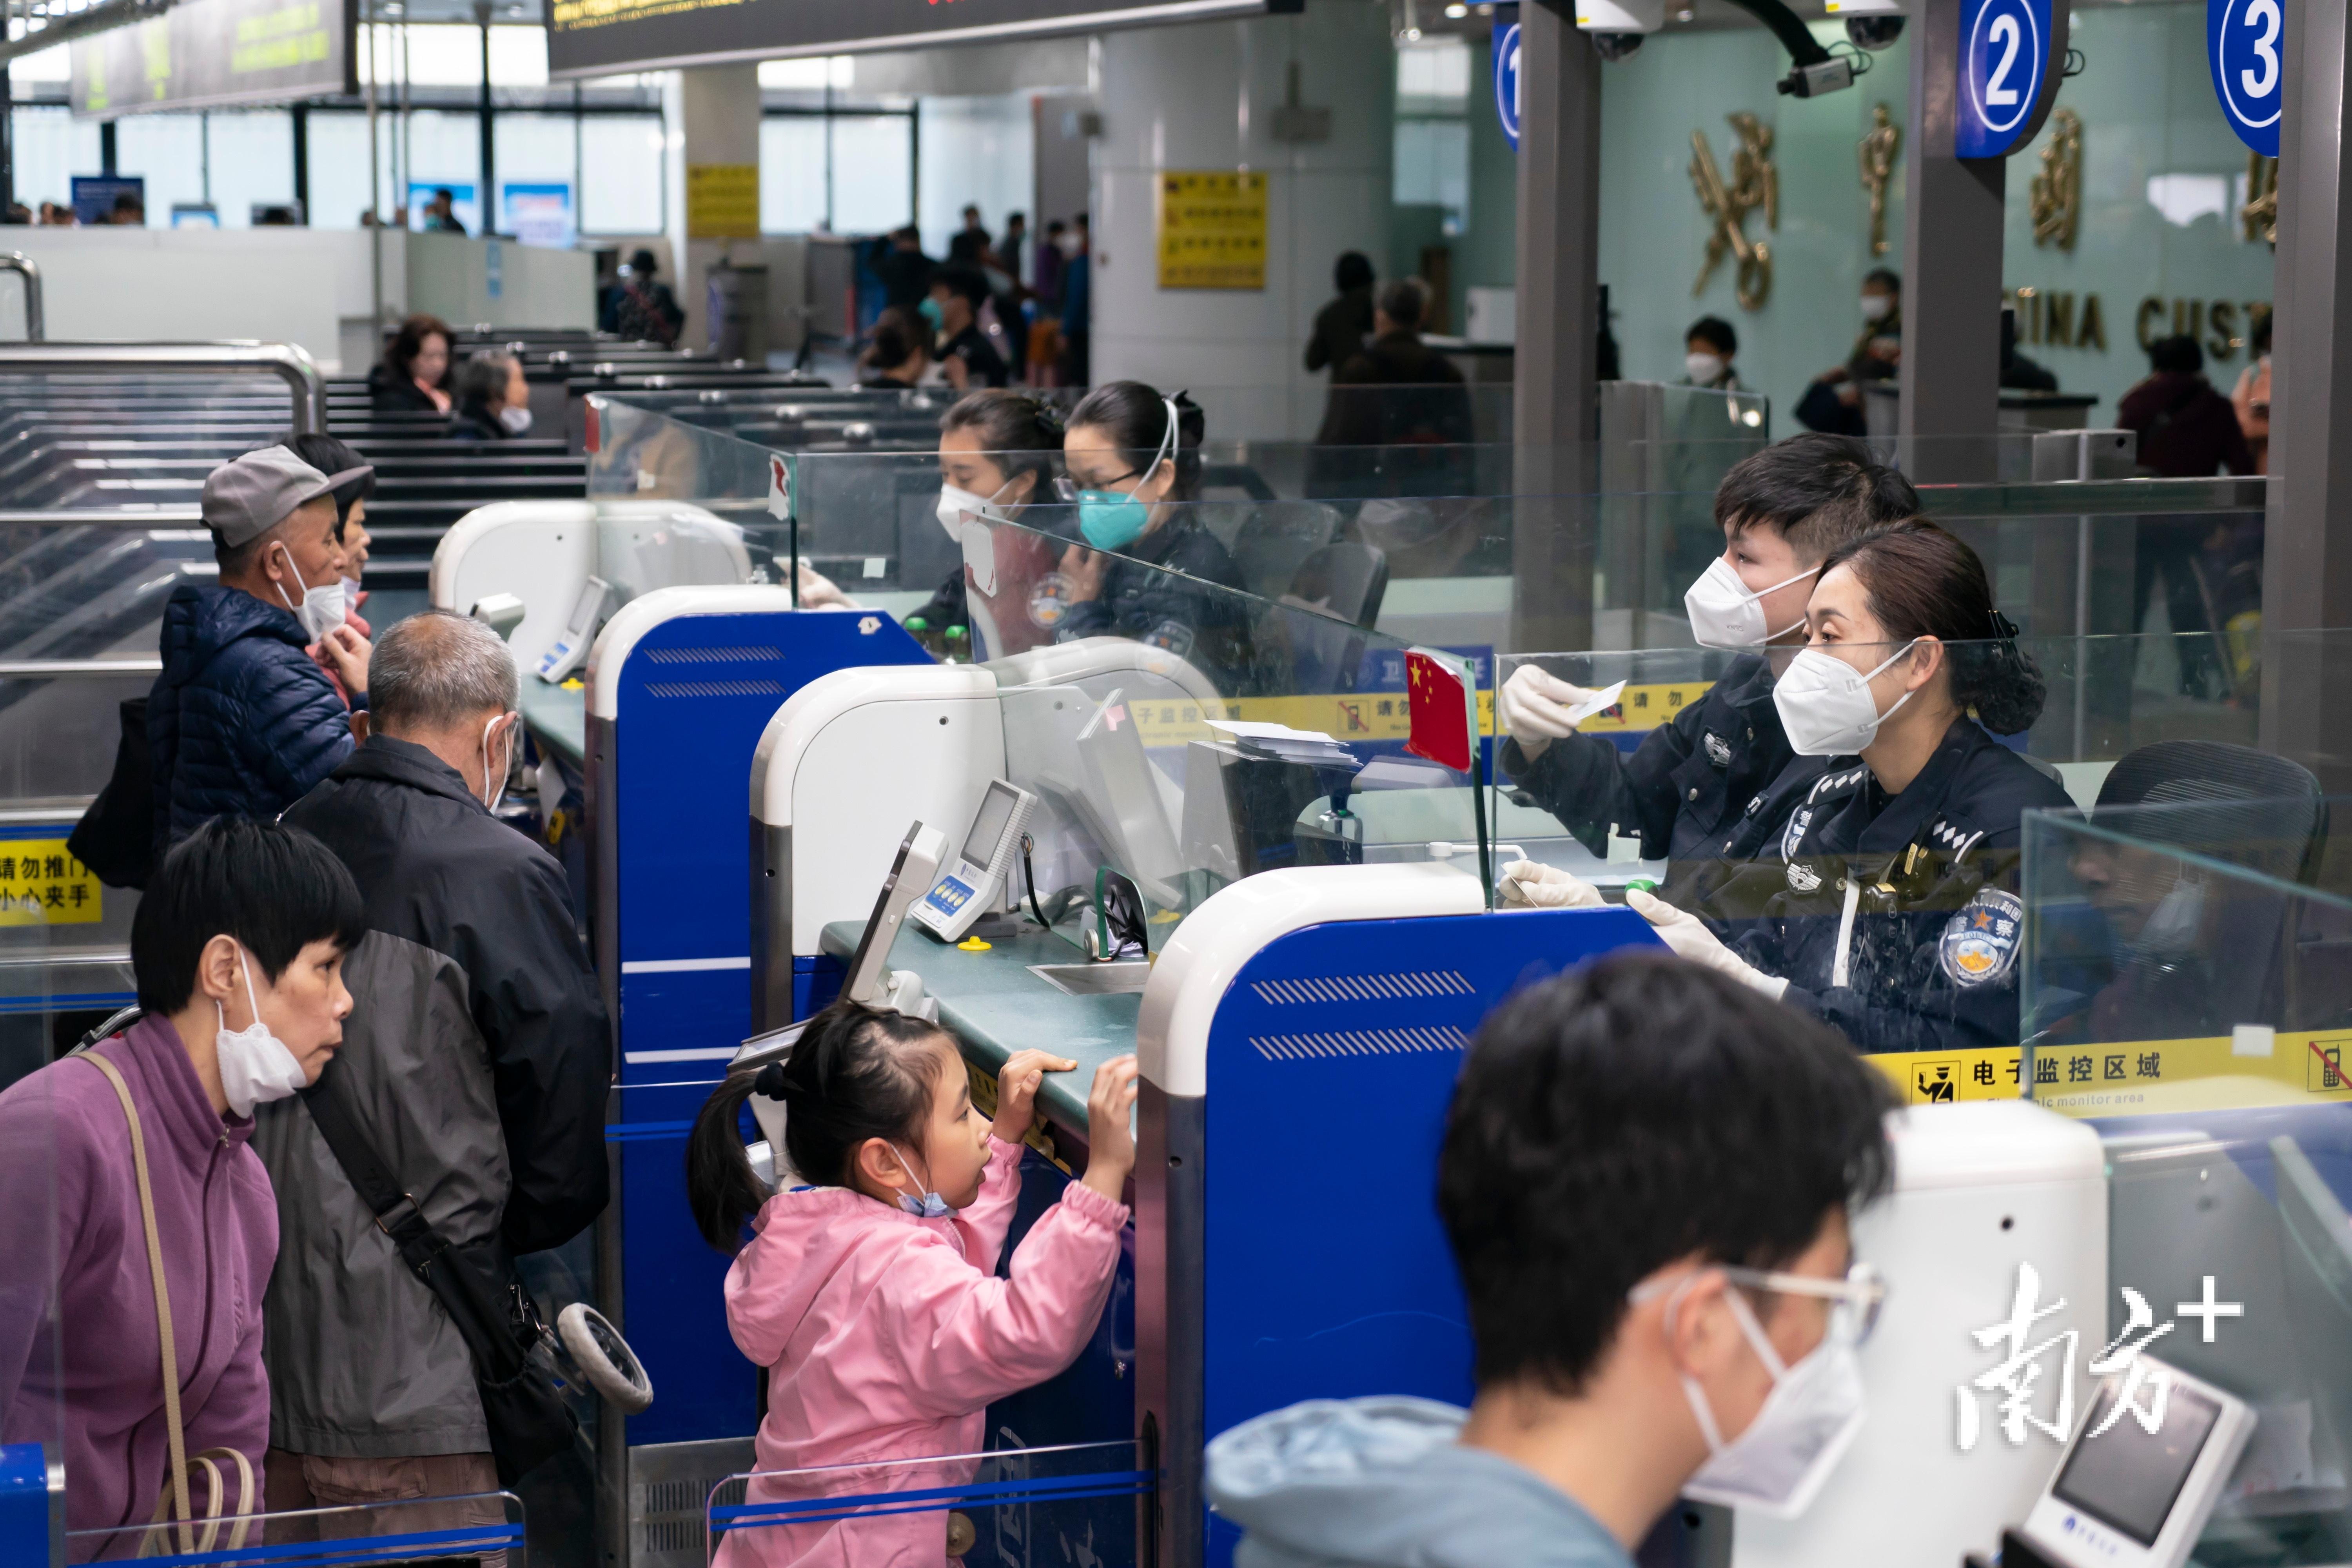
[928,266,1010,391]
[856,307,940,389]
[447,352,533,441]
[0,817,365,1552]
[1681,316,1742,391]
[1207,952,1895,1568]
[898,389,1068,659]
[1499,436,1918,895]
[265,611,610,1537]
[1796,269,1902,437]
[1055,382,1250,689]
[1305,252,1377,375]
[1631,522,2073,1054]
[152,447,373,853]
[284,432,376,639]
[2122,334,2255,479]
[2232,308,2272,473]
[604,249,684,347]
[421,188,465,235]
[367,314,454,414]
[1058,214,1092,386]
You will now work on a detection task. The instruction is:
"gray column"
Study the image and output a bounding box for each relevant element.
[1509,0,1601,653]
[1896,0,2005,480]
[2259,0,2352,781]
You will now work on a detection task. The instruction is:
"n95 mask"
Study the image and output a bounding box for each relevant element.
[1772,643,1919,756]
[1684,557,1817,649]
[1678,1287,1869,1520]
[272,545,347,643]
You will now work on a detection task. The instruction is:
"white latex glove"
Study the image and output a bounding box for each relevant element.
[1624,887,1789,1000]
[793,559,856,610]
[1499,859,1606,909]
[1499,664,1597,758]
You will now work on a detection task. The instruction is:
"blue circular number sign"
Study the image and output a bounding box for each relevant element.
[2209,0,2283,156]
[1956,0,2053,158]
[1494,21,1521,151]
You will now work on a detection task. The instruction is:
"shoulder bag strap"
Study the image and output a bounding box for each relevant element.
[81,1053,194,1554]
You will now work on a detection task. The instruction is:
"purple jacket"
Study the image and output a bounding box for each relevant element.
[0,1016,276,1554]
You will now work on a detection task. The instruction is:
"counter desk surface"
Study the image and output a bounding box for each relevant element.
[517,675,586,769]
[819,918,1144,1138]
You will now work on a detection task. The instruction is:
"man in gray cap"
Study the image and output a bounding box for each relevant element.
[149,444,376,852]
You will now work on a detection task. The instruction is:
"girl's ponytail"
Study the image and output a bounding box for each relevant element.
[686,1066,777,1252]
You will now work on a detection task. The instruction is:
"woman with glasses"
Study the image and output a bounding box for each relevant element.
[1051,381,1251,690]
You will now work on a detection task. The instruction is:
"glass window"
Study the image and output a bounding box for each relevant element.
[403,109,483,231]
[304,109,393,229]
[497,112,577,244]
[1394,117,1470,234]
[208,110,294,227]
[12,106,102,212]
[579,114,663,234]
[833,114,912,236]
[760,116,826,234]
[113,113,205,226]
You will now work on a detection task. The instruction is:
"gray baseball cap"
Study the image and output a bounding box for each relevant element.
[201,445,375,548]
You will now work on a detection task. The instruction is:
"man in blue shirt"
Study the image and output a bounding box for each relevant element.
[1206,954,1895,1568]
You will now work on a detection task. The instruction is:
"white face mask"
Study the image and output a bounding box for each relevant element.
[1686,352,1727,385]
[1056,232,1083,258]
[340,575,363,601]
[935,477,1013,541]
[1860,294,1894,323]
[1684,557,1818,648]
[213,945,310,1118]
[273,544,347,642]
[498,404,534,435]
[479,713,514,812]
[1773,642,1920,756]
[1678,1287,1869,1520]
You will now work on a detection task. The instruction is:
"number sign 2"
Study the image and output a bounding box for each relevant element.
[1956,0,2068,159]
[2209,0,2283,156]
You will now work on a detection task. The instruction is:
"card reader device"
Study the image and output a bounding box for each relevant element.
[842,820,949,1019]
[2013,1354,2255,1568]
[911,780,1039,943]
[537,575,614,683]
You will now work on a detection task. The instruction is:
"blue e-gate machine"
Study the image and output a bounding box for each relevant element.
[584,586,928,1556]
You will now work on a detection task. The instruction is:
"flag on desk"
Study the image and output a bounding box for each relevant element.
[1405,648,1477,773]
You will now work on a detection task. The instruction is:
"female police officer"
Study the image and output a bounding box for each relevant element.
[1628,521,2073,1054]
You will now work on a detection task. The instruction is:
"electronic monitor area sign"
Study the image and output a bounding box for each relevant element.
[72,0,355,117]
[549,0,1295,77]
[1954,0,2069,160]
[2208,0,2282,156]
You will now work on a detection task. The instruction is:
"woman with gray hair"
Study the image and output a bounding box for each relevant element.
[447,352,532,441]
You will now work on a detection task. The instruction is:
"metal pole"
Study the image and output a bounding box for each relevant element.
[0,252,43,339]
[1894,0,2004,481]
[367,0,382,332]
[290,102,307,221]
[476,0,494,235]
[0,63,15,217]
[2260,0,2352,784]
[0,341,327,430]
[1507,0,1601,655]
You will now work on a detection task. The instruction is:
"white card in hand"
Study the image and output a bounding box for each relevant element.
[1568,680,1628,723]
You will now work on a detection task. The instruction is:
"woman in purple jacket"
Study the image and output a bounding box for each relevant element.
[0,817,363,1553]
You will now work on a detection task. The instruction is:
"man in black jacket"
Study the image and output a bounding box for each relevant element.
[259,609,610,1531]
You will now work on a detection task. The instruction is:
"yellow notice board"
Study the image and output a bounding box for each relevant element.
[0,839,102,926]
[1157,171,1269,290]
[1868,1030,2352,1114]
[686,163,760,240]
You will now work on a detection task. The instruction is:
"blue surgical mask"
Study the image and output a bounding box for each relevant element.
[918,297,946,332]
[1074,394,1180,554]
[889,1145,952,1220]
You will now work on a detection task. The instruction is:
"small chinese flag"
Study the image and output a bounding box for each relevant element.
[1404,648,1476,773]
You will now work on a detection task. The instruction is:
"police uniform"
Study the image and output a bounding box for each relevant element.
[1056,512,1253,694]
[1500,653,1827,863]
[1700,717,2076,1054]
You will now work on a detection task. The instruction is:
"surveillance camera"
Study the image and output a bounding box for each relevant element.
[1592,30,1646,60]
[1846,14,1904,48]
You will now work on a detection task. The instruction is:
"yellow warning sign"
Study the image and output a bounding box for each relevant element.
[686,163,760,240]
[1157,171,1268,291]
[0,839,102,926]
[1869,1030,2352,1116]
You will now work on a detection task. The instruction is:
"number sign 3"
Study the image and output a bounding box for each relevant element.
[1957,0,2060,158]
[2209,0,2283,156]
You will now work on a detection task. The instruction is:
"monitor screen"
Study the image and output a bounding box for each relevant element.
[2050,1381,2223,1547]
[962,783,1020,869]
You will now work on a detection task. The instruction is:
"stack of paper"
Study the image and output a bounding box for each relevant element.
[1205,719,1360,770]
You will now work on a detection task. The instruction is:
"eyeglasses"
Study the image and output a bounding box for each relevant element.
[1632,1260,1887,1346]
[1052,467,1143,502]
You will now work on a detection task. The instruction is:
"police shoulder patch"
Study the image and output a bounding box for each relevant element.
[1786,859,1822,893]
[1938,888,2024,988]
[1781,804,1815,861]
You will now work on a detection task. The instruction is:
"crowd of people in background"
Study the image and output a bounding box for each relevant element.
[860,206,1090,388]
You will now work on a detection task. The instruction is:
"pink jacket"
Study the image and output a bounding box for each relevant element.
[716,1137,1127,1568]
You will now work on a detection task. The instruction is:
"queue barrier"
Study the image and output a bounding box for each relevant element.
[62,1490,528,1566]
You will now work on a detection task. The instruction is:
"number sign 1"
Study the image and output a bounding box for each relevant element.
[1494,20,1521,152]
[1956,0,2060,158]
[2209,0,2282,156]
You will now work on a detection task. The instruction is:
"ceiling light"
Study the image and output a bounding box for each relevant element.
[1444,3,1467,15]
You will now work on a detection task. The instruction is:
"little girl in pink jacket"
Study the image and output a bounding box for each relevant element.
[686,999,1138,1568]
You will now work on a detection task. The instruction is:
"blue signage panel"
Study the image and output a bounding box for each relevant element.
[2208,0,2283,156]
[1955,0,2055,158]
[1493,19,1521,151]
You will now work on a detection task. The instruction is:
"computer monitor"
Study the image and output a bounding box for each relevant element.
[2020,1355,2254,1568]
